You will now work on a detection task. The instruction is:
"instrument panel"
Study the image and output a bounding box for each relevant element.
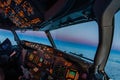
[21,40,92,80]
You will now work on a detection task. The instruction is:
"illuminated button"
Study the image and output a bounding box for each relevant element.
[0,0,12,7]
[22,1,34,16]
[49,69,53,74]
[30,18,41,24]
[33,67,39,72]
[34,44,39,49]
[14,0,23,5]
[65,62,72,66]
[29,54,34,61]
[39,57,43,62]
[18,10,24,18]
[65,62,68,66]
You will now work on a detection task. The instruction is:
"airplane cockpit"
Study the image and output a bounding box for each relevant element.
[0,0,120,80]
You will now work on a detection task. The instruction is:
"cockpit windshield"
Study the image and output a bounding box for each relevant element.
[50,21,99,60]
[17,31,51,46]
[16,21,98,60]
[0,29,51,46]
[0,21,99,60]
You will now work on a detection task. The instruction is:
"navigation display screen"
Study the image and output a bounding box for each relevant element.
[67,70,76,79]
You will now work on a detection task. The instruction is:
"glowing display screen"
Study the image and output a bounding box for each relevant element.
[69,71,76,76]
[68,70,76,79]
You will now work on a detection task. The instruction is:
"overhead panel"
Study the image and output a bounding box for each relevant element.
[0,0,43,28]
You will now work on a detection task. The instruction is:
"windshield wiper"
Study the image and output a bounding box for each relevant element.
[69,52,94,62]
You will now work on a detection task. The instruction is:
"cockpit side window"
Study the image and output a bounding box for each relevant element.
[0,29,16,45]
[0,30,51,46]
[105,10,120,80]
